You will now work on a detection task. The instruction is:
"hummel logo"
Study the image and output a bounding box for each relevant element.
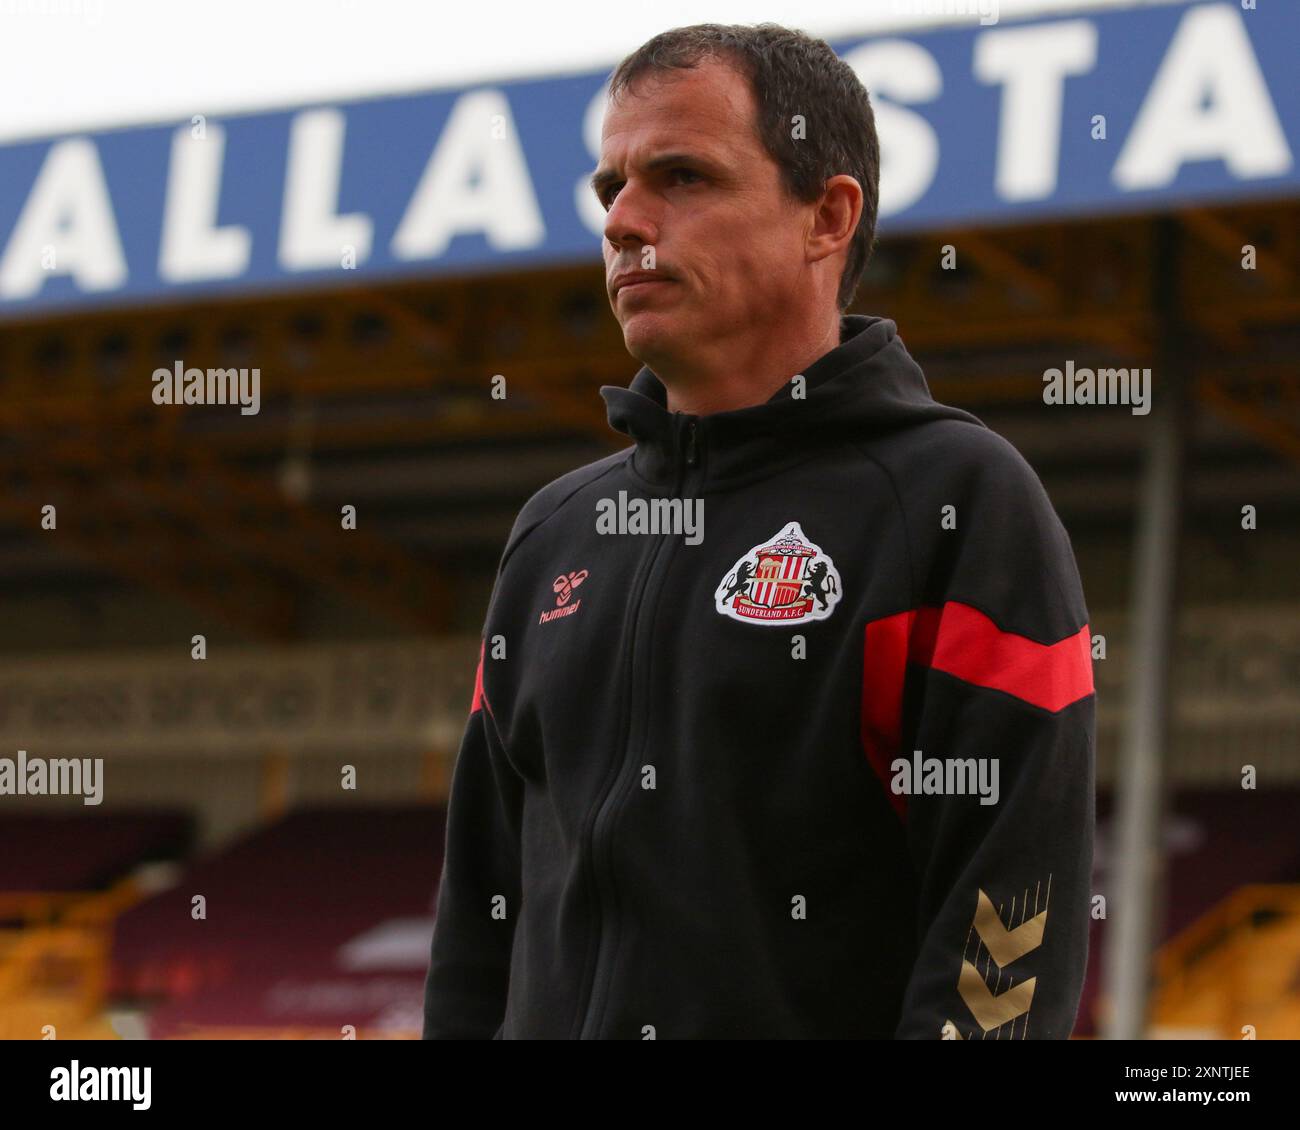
[553,570,588,605]
[540,570,588,625]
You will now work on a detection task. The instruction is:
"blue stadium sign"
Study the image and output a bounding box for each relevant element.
[0,0,1295,318]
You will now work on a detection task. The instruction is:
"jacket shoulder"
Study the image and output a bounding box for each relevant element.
[500,448,628,568]
[867,417,1058,522]
[874,415,1032,480]
[863,418,1087,639]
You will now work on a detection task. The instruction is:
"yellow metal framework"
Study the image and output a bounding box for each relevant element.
[0,200,1295,638]
[1150,884,1300,1039]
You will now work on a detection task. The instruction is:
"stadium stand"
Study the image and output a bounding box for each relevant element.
[1078,788,1300,1038]
[0,809,194,1039]
[9,792,1294,1040]
[0,811,193,893]
[109,807,444,1038]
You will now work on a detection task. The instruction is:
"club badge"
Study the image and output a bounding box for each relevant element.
[714,522,841,625]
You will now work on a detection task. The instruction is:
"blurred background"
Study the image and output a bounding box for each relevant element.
[0,0,1296,1039]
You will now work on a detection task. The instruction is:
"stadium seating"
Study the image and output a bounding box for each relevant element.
[110,806,445,1038]
[1078,787,1300,1037]
[0,809,194,1039]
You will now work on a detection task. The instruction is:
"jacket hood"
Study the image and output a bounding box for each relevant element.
[599,314,984,487]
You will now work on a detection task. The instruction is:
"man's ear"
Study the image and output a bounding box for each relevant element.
[808,175,863,265]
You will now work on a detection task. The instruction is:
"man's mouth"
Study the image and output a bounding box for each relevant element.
[612,271,676,296]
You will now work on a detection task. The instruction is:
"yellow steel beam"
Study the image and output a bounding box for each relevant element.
[1198,377,1300,468]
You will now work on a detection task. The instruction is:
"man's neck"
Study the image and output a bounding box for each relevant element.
[658,313,843,416]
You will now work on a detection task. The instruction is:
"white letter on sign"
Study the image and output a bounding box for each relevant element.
[280,108,374,271]
[159,124,252,282]
[1114,4,1292,191]
[0,138,127,298]
[974,20,1098,202]
[843,40,943,217]
[392,89,544,260]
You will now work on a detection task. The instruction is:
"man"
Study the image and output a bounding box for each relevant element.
[423,22,1095,1040]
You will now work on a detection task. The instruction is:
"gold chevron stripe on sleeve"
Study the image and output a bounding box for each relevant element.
[958,960,1037,1031]
[972,889,1046,967]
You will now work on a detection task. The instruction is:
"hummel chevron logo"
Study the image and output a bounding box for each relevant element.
[958,960,1036,1032]
[972,888,1046,966]
[956,886,1049,1035]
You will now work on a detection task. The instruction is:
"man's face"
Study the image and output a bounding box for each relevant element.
[594,59,811,367]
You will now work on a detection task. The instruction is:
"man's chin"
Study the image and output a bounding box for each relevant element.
[619,311,682,365]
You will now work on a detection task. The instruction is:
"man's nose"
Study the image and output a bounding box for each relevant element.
[603,183,658,252]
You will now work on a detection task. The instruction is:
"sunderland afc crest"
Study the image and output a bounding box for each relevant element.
[714,522,842,625]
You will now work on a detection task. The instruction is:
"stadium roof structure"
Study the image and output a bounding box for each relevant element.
[0,0,1296,640]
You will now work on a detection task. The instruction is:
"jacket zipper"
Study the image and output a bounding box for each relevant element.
[577,412,700,1039]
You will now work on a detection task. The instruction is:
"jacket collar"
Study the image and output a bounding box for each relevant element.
[599,314,982,488]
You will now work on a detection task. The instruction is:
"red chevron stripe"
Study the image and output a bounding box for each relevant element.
[913,603,1094,712]
[861,602,1093,821]
[469,638,488,715]
[861,610,914,821]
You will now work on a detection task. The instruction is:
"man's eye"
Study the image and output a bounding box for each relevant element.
[600,169,700,208]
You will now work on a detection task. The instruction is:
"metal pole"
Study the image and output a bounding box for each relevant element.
[1102,218,1188,1040]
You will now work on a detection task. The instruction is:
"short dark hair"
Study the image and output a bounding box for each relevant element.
[607,22,880,313]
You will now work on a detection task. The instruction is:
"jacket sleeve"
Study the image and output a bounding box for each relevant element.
[888,437,1096,1040]
[422,638,523,1039]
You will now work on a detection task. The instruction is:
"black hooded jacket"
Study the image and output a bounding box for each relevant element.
[423,314,1096,1040]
